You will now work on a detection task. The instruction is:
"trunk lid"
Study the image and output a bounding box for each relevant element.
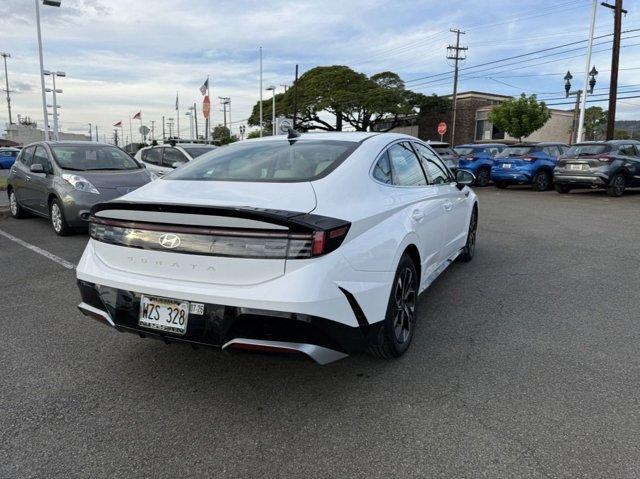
[89,180,318,286]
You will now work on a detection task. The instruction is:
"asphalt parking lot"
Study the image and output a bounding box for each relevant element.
[1,186,639,478]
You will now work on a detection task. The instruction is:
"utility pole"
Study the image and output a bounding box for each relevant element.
[602,0,627,140]
[95,124,98,143]
[162,115,165,140]
[88,122,92,141]
[150,120,155,141]
[1,53,13,124]
[576,0,598,143]
[219,97,230,128]
[447,29,468,146]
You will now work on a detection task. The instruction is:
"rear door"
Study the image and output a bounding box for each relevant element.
[162,147,188,172]
[414,142,468,257]
[385,142,446,280]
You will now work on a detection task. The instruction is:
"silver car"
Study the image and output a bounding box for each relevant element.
[135,143,217,177]
[7,141,152,235]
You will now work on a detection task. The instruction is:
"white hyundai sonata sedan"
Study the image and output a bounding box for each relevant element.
[76,132,478,364]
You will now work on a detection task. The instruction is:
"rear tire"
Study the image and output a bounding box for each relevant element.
[50,198,71,236]
[458,207,478,263]
[606,173,626,197]
[555,184,571,194]
[475,168,491,187]
[369,254,419,359]
[495,181,508,189]
[8,189,26,219]
[532,171,551,191]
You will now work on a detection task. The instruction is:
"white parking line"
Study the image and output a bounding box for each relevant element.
[0,228,76,270]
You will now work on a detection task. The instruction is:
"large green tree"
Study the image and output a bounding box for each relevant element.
[212,125,238,145]
[248,66,430,132]
[489,94,551,142]
[583,106,608,141]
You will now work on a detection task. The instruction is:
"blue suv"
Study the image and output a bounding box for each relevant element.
[491,143,569,191]
[454,143,506,186]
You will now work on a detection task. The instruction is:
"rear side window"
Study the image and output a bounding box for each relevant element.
[619,144,637,156]
[144,148,161,165]
[387,142,427,187]
[167,140,358,182]
[162,148,188,167]
[372,151,393,184]
[414,143,451,185]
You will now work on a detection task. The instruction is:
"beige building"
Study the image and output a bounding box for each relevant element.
[3,122,90,146]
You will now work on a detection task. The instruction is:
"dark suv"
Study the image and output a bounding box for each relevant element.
[554,140,640,197]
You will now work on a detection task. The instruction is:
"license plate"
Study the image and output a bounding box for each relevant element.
[569,164,584,170]
[139,295,189,335]
[502,163,512,169]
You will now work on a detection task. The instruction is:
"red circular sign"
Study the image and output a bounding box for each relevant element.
[437,122,447,136]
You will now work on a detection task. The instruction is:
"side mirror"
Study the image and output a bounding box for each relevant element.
[171,162,182,169]
[30,163,45,174]
[455,169,475,190]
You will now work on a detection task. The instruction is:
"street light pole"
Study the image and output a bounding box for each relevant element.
[35,0,54,140]
[577,0,598,143]
[1,53,13,125]
[266,86,276,135]
[259,46,263,137]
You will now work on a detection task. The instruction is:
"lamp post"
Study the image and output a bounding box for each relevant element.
[35,0,61,141]
[1,52,12,125]
[266,85,276,135]
[564,67,598,144]
[44,70,65,141]
[185,111,193,140]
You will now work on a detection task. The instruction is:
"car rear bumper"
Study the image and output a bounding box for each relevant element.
[490,169,533,184]
[553,172,607,187]
[75,239,395,362]
[77,280,373,363]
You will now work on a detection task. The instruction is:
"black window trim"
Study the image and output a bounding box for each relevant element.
[411,141,456,185]
[370,139,431,188]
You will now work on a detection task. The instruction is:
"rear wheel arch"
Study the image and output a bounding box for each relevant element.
[402,244,421,287]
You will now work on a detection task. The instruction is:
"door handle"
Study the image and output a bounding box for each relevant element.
[411,209,425,222]
[25,175,31,182]
[443,200,453,212]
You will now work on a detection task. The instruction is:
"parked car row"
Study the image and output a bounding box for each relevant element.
[434,139,640,197]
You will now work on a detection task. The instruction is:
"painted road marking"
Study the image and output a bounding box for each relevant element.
[0,228,76,270]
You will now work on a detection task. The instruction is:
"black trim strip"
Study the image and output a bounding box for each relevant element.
[339,287,370,330]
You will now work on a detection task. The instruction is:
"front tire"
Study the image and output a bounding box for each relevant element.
[495,181,508,189]
[606,173,626,197]
[475,168,491,187]
[532,171,551,191]
[50,198,71,236]
[8,189,26,219]
[369,254,418,359]
[555,184,571,194]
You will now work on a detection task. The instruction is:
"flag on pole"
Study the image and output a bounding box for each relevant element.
[132,111,142,120]
[199,77,209,96]
[113,121,122,127]
[203,95,211,119]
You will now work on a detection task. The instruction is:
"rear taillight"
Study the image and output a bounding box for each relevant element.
[598,156,614,163]
[89,217,350,259]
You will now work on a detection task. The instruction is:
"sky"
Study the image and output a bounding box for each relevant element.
[1,0,639,142]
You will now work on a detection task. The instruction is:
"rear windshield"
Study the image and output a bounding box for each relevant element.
[166,140,358,182]
[433,147,455,156]
[0,149,19,158]
[454,146,488,155]
[52,145,140,171]
[566,144,612,156]
[182,147,216,158]
[497,146,540,157]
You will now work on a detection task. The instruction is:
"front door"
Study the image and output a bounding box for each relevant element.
[22,145,53,214]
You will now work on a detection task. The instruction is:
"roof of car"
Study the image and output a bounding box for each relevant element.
[246,131,382,143]
[456,143,505,147]
[26,141,115,148]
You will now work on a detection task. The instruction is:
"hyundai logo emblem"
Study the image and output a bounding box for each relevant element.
[158,233,181,249]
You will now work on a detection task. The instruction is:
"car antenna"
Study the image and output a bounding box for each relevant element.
[287,127,301,140]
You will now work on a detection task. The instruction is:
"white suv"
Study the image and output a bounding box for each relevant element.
[135,144,216,176]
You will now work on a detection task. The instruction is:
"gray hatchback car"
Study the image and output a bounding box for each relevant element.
[7,141,152,235]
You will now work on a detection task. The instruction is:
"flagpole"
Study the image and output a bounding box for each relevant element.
[207,75,211,143]
[176,91,180,140]
[129,117,133,150]
[259,46,263,137]
[139,115,143,143]
[120,124,124,148]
